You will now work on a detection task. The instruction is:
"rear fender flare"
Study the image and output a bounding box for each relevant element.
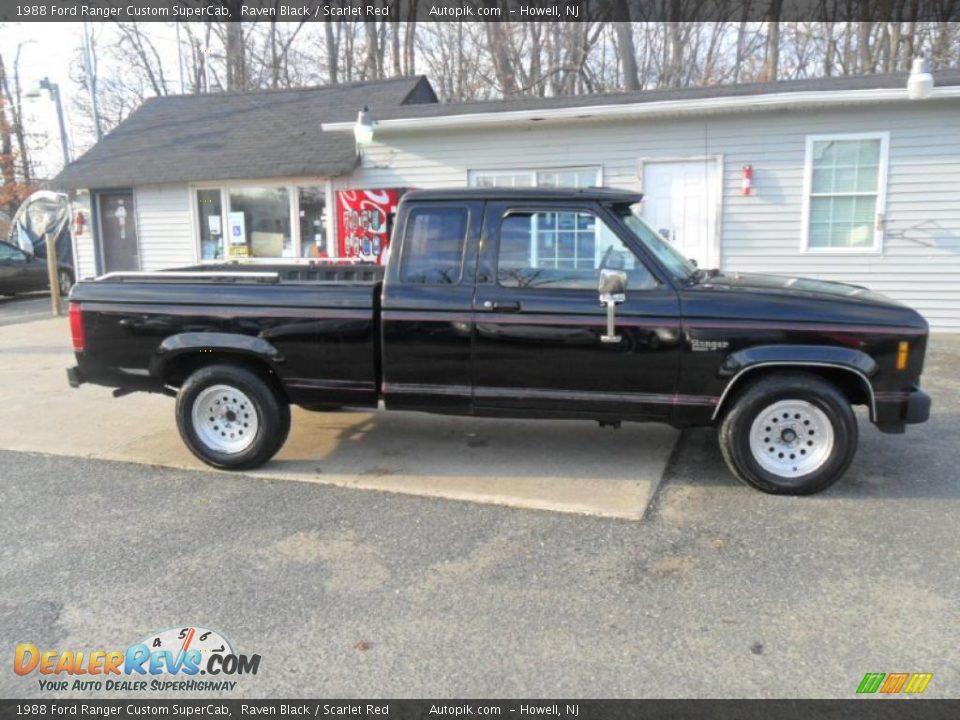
[150,332,285,380]
[713,344,878,422]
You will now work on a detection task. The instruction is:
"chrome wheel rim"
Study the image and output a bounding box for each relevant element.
[748,399,835,477]
[191,384,258,454]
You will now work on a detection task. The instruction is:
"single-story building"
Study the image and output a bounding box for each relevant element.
[56,69,960,329]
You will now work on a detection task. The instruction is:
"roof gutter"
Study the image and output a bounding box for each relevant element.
[321,86,960,133]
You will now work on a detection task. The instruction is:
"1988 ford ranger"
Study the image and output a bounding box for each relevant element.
[66,188,931,494]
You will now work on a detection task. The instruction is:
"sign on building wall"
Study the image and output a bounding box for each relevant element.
[228,211,248,258]
[336,189,404,263]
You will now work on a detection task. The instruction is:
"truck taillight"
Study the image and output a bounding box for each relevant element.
[69,303,85,352]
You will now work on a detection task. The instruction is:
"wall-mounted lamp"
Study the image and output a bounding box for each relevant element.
[907,57,934,100]
[354,106,375,145]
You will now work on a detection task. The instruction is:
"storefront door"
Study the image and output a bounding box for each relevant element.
[98,191,140,272]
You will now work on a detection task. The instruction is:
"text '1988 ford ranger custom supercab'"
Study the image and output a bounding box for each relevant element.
[66,188,931,494]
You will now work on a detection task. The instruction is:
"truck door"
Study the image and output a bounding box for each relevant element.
[471,201,683,420]
[380,201,483,413]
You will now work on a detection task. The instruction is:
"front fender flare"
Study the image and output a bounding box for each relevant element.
[149,332,285,379]
[713,344,878,422]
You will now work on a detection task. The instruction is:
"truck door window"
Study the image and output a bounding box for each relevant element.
[497,210,657,291]
[400,207,469,285]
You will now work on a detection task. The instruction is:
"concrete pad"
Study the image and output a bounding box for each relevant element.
[0,317,678,519]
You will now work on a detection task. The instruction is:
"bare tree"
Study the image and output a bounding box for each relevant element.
[0,45,32,185]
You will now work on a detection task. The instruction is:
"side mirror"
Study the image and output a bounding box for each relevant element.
[598,268,627,303]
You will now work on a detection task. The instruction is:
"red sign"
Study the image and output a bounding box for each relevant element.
[336,188,404,263]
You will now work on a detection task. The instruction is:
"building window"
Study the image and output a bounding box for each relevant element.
[469,167,600,189]
[227,186,291,258]
[399,206,469,285]
[197,189,223,260]
[471,171,535,188]
[195,182,330,261]
[804,133,888,252]
[498,209,656,291]
[297,186,329,258]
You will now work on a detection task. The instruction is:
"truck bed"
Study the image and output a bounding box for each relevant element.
[69,263,383,409]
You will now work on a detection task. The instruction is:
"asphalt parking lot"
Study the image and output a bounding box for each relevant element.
[0,292,957,698]
[0,293,52,327]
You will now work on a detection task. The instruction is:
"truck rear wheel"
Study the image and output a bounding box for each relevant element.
[176,364,290,470]
[718,372,858,494]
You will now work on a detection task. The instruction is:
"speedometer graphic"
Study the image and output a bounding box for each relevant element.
[139,626,233,670]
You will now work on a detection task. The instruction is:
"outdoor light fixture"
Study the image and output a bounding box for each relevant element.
[25,76,71,166]
[907,57,934,100]
[354,106,375,145]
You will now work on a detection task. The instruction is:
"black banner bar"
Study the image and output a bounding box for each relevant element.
[1,700,960,719]
[2,0,959,23]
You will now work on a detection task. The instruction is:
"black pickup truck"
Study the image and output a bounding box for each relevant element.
[67,188,931,494]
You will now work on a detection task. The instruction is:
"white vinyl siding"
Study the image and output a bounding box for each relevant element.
[74,228,97,279]
[346,101,960,329]
[134,184,195,271]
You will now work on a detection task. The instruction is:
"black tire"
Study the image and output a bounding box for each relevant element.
[719,372,858,495]
[175,363,290,470]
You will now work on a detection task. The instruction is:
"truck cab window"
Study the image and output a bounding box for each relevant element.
[400,207,468,284]
[497,210,657,291]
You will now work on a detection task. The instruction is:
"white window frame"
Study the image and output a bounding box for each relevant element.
[801,132,889,255]
[189,177,333,263]
[467,166,602,189]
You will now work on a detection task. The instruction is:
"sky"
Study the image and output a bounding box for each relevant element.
[1,21,180,179]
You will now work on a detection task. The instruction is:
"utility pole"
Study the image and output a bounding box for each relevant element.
[175,21,186,93]
[45,231,63,316]
[82,23,102,141]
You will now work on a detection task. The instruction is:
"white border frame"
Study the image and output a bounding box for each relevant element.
[637,155,724,270]
[800,131,889,255]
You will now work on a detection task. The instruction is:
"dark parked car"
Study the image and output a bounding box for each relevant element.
[0,240,73,297]
[66,188,930,494]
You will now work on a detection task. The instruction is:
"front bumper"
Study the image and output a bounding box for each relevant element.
[875,386,931,433]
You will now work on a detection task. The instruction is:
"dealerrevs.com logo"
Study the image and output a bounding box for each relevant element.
[14,626,260,693]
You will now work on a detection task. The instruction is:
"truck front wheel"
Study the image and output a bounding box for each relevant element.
[719,373,858,494]
[176,364,290,470]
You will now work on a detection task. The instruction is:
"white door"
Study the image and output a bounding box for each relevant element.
[642,159,720,268]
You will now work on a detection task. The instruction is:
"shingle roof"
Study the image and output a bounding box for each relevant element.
[363,68,960,121]
[54,76,436,190]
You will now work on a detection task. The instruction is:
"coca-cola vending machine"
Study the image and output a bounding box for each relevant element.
[336,188,405,263]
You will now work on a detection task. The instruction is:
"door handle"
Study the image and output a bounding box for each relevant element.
[481,300,521,313]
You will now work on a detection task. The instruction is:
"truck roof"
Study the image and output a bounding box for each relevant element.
[402,187,643,204]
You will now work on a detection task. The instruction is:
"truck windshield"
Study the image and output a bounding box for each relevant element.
[613,205,698,284]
